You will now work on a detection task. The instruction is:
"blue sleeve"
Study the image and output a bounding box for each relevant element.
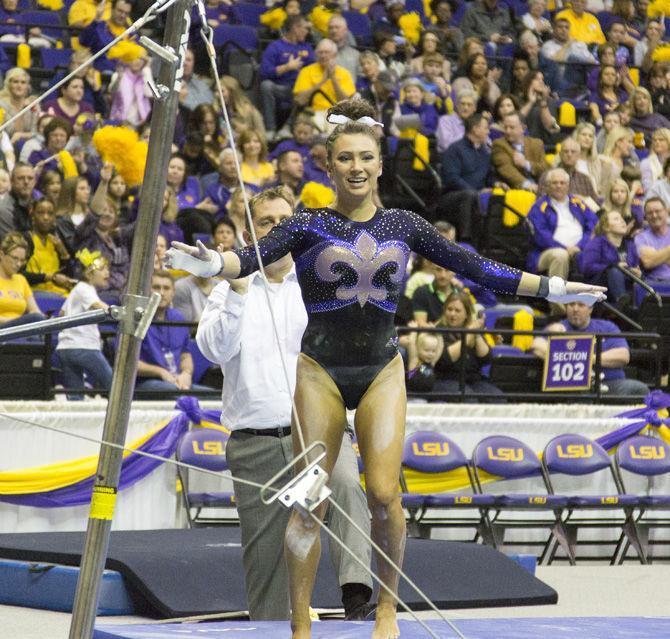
[408,211,523,295]
[260,41,281,81]
[581,237,611,277]
[232,209,308,276]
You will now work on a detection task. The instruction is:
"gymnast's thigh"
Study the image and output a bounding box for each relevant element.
[293,353,348,475]
[353,354,407,498]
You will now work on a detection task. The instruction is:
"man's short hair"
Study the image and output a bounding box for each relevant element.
[553,16,570,25]
[464,113,487,134]
[152,269,175,284]
[644,196,666,212]
[246,186,295,232]
[422,52,445,65]
[284,14,307,33]
[11,161,35,177]
[277,149,302,166]
[434,220,455,235]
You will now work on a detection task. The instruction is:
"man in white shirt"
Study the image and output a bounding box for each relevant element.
[527,168,598,312]
[196,186,372,621]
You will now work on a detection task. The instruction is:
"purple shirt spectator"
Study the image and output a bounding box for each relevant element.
[175,176,201,210]
[400,101,439,136]
[269,139,311,162]
[559,318,628,380]
[139,307,190,372]
[634,225,670,280]
[42,100,95,127]
[580,235,639,278]
[260,39,315,88]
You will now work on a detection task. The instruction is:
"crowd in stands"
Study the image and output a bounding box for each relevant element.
[0,0,669,400]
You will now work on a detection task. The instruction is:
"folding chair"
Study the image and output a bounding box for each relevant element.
[613,435,670,563]
[543,433,645,564]
[472,435,570,563]
[342,11,372,47]
[22,11,66,44]
[176,427,236,527]
[39,47,72,71]
[399,431,496,540]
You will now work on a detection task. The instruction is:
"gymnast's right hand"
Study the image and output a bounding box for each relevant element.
[165,240,223,278]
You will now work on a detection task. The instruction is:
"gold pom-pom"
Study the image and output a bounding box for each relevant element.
[108,41,147,64]
[648,0,670,17]
[36,0,63,9]
[300,181,335,209]
[652,44,670,62]
[92,126,147,187]
[399,13,422,46]
[76,248,108,271]
[260,7,287,30]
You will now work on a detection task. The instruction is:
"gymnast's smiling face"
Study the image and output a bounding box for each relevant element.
[328,133,382,203]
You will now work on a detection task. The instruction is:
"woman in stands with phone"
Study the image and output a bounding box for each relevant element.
[167,97,605,639]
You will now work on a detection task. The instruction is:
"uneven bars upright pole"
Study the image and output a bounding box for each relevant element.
[68,2,192,637]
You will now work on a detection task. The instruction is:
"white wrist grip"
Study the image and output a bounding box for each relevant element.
[546,276,606,305]
[166,247,222,278]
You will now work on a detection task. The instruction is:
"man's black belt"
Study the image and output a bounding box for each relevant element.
[234,426,292,438]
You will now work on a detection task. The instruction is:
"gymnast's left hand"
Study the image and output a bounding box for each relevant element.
[165,240,223,278]
[549,279,608,305]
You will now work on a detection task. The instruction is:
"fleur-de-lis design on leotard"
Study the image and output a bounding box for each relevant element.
[314,231,406,307]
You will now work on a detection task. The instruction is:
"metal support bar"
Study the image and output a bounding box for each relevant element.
[0,309,111,343]
[68,2,192,637]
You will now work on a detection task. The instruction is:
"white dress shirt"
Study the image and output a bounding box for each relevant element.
[196,268,307,431]
[550,197,584,248]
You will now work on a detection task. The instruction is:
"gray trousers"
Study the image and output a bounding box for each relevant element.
[226,429,372,620]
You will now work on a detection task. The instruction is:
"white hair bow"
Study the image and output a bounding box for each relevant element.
[326,113,384,128]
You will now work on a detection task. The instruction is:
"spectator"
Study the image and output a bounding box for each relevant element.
[433,290,503,399]
[260,15,314,139]
[648,62,670,121]
[520,0,552,38]
[43,77,95,128]
[635,196,670,283]
[527,168,598,310]
[225,186,256,244]
[518,30,563,94]
[436,89,477,153]
[544,137,599,205]
[629,87,670,145]
[518,70,561,145]
[532,302,649,396]
[438,113,493,242]
[154,233,167,272]
[303,137,331,186]
[430,0,464,60]
[606,0,640,45]
[581,210,641,304]
[135,270,210,394]
[293,38,356,131]
[573,122,615,197]
[0,0,51,48]
[75,197,133,302]
[602,125,639,183]
[412,263,463,326]
[603,20,632,66]
[405,329,441,395]
[212,216,237,250]
[540,16,596,90]
[328,14,360,81]
[491,112,549,192]
[177,48,214,113]
[397,77,439,137]
[404,255,435,301]
[455,37,485,74]
[460,0,514,47]
[373,32,410,81]
[159,187,183,246]
[24,198,74,296]
[489,93,520,140]
[410,28,455,79]
[78,0,133,73]
[555,0,606,46]
[452,53,501,113]
[54,48,106,115]
[28,117,73,177]
[640,128,670,193]
[0,68,38,147]
[173,270,221,323]
[595,110,622,153]
[0,232,43,328]
[108,48,153,129]
[0,163,36,236]
[634,19,664,74]
[19,114,52,165]
[105,170,131,222]
[198,148,242,218]
[356,50,384,97]
[218,75,265,137]
[507,52,532,104]
[187,104,227,175]
[237,130,275,188]
[589,65,628,127]
[166,154,201,210]
[603,177,643,230]
[270,116,315,161]
[55,250,112,400]
[55,176,91,254]
[418,53,451,114]
[271,150,306,200]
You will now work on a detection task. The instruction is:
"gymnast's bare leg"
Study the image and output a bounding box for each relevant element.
[285,353,406,639]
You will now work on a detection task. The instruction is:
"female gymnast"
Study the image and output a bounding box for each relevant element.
[166,98,606,639]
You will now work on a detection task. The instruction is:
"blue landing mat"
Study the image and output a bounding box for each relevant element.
[93,618,670,639]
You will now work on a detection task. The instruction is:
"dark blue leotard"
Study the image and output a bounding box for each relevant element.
[233,207,523,409]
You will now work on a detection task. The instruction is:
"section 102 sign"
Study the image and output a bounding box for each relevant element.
[542,334,595,392]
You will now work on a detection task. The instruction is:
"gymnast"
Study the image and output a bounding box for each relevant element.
[166,97,606,639]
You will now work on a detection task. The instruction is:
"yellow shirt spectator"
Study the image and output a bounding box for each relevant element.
[240,162,275,188]
[0,273,32,320]
[555,6,605,45]
[293,62,356,112]
[26,234,69,295]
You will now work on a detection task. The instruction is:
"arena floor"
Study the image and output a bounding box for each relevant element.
[3,565,668,638]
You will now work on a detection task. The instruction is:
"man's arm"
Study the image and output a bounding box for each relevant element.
[601,346,630,368]
[638,244,670,271]
[176,351,194,390]
[137,360,174,381]
[491,141,526,188]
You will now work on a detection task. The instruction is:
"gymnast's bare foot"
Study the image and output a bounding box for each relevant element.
[372,602,400,639]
